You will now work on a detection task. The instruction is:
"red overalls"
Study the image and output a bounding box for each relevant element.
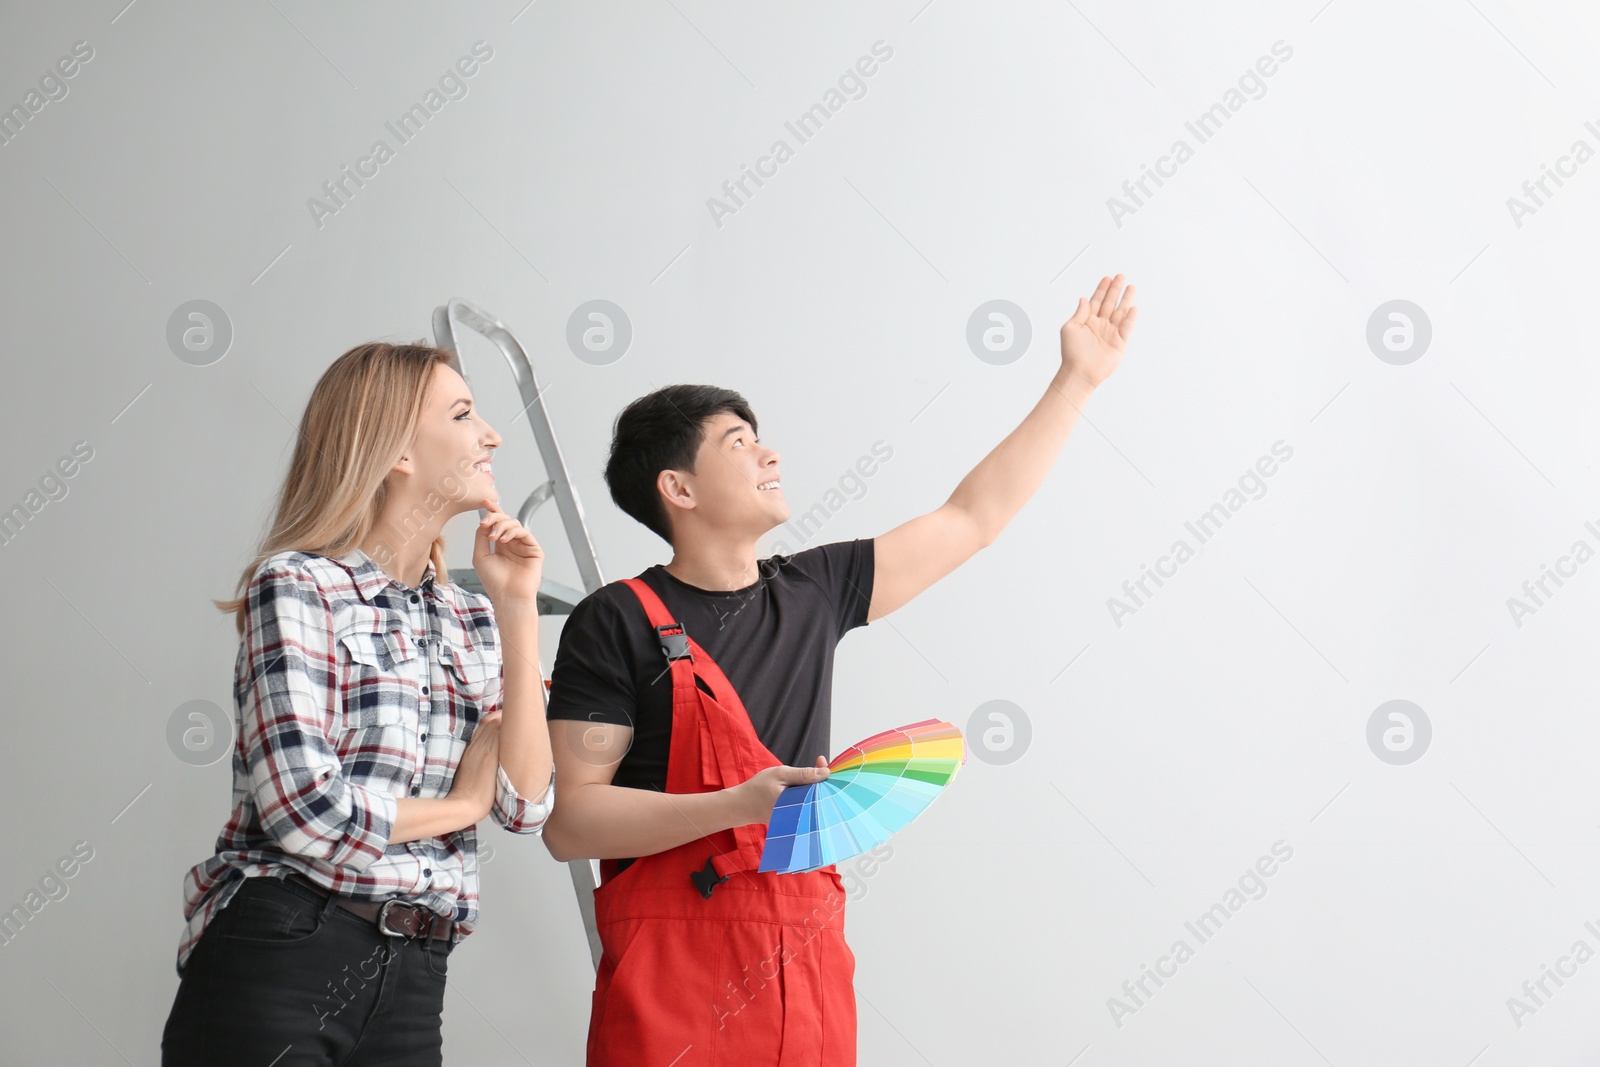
[585,577,857,1066]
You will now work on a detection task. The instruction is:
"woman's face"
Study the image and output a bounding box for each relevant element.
[405,362,502,514]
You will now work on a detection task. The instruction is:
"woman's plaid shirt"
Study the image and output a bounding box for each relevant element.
[174,547,554,973]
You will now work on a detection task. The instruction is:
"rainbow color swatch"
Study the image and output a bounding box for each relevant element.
[758,718,967,874]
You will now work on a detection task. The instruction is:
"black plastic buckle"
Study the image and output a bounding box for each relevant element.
[689,856,728,899]
[656,623,693,664]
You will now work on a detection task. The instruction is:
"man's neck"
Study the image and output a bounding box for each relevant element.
[663,535,762,592]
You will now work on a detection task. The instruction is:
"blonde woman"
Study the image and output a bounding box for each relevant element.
[161,342,554,1066]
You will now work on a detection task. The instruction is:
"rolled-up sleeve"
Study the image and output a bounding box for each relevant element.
[491,763,554,835]
[240,564,396,869]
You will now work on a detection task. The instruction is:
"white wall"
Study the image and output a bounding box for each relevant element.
[1,0,1596,1062]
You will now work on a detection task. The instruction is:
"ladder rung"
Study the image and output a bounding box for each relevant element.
[447,569,586,617]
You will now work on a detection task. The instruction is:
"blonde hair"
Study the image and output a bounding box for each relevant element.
[216,340,457,635]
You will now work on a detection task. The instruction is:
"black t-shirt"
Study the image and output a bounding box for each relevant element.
[546,538,876,797]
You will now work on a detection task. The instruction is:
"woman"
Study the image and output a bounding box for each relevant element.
[161,341,555,1066]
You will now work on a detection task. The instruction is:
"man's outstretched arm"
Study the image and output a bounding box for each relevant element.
[869,274,1140,620]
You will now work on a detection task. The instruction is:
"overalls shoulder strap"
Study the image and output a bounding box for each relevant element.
[618,576,742,709]
[616,576,777,887]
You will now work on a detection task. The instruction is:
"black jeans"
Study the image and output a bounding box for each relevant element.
[161,874,454,1066]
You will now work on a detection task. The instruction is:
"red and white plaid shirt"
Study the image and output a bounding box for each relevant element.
[174,546,553,973]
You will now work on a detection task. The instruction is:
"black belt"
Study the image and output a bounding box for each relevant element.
[285,872,455,942]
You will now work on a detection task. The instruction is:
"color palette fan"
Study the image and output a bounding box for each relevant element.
[758,718,967,874]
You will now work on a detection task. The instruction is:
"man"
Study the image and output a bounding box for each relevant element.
[543,275,1139,1064]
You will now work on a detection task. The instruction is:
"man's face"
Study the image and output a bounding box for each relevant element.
[669,411,787,535]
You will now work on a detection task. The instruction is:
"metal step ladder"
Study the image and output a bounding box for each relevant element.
[431,297,606,970]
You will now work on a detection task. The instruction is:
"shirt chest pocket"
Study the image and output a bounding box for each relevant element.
[337,625,419,730]
[440,641,496,706]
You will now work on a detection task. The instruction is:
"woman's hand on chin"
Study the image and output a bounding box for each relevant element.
[473,498,543,606]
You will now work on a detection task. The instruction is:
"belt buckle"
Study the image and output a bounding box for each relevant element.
[377,898,417,939]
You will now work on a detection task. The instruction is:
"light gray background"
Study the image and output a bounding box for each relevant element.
[2,0,1596,1063]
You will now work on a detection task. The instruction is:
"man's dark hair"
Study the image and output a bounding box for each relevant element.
[604,384,758,545]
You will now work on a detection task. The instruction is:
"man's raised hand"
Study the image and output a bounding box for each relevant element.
[1060,273,1139,392]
